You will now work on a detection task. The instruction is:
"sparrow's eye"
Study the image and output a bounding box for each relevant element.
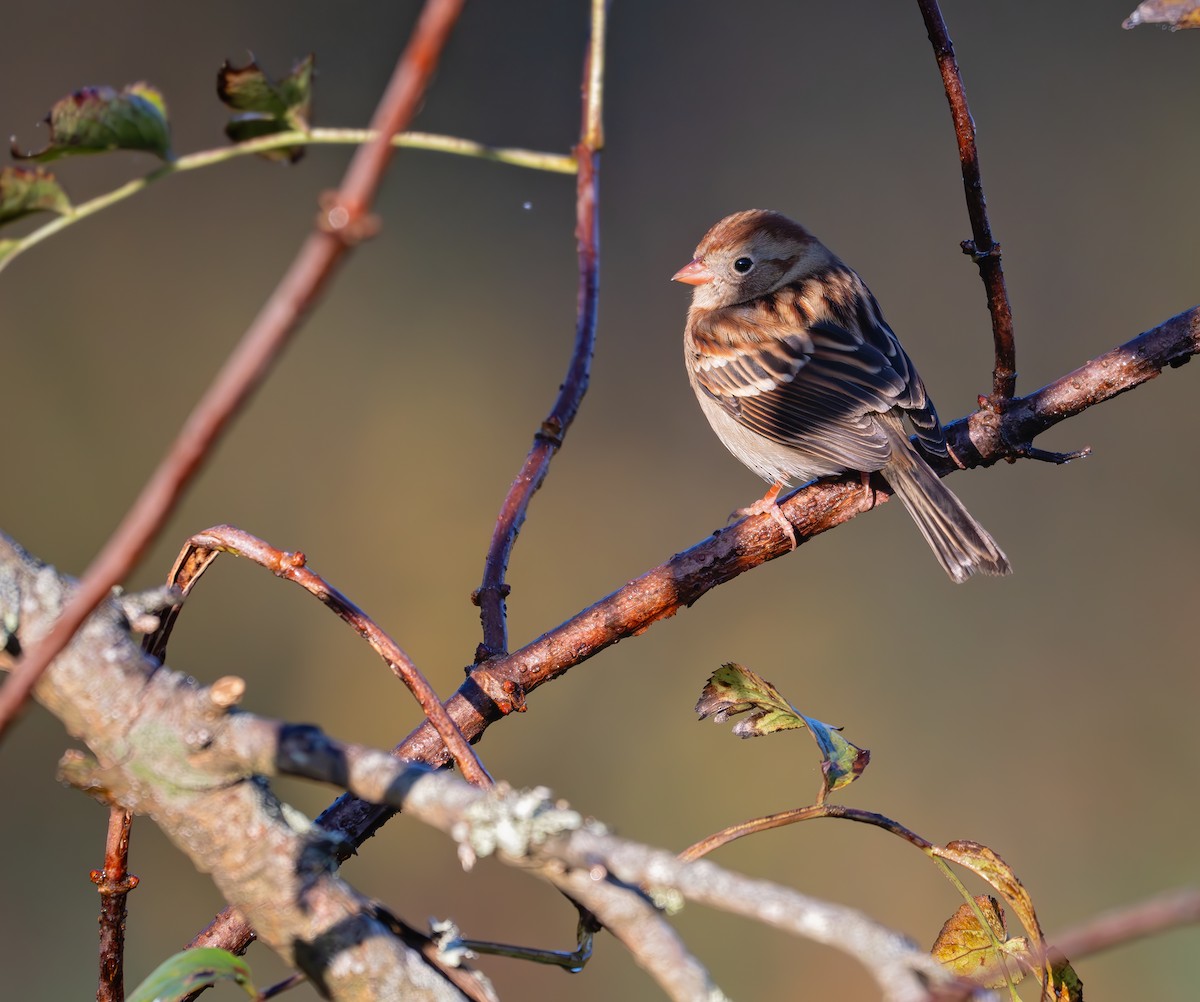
[733,256,754,274]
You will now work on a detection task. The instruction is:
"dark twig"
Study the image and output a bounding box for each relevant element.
[474,0,605,660]
[0,0,466,745]
[92,808,138,1002]
[1011,442,1092,465]
[149,526,491,787]
[257,973,306,999]
[917,0,1017,405]
[677,805,934,864]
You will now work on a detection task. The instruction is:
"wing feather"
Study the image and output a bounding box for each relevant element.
[687,268,948,474]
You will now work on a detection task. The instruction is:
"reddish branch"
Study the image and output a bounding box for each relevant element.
[1048,886,1200,965]
[0,0,467,744]
[190,305,1199,958]
[148,526,491,787]
[400,307,1200,758]
[92,808,137,1002]
[917,0,1017,404]
[475,37,603,660]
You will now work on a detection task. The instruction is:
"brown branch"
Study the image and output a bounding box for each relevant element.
[402,305,1200,758]
[0,0,467,745]
[475,2,605,660]
[187,304,1199,959]
[1048,886,1200,965]
[92,808,137,1002]
[678,805,934,864]
[917,0,1017,405]
[148,526,491,787]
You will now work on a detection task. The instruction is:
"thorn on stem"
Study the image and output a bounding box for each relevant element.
[1014,443,1092,465]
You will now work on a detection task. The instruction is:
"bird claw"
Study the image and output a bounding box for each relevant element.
[734,487,797,550]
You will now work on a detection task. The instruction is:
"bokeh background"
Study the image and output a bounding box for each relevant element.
[1,2,1197,998]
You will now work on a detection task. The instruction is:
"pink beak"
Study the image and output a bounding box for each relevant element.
[671,259,714,286]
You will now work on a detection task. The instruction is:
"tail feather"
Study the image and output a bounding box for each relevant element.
[881,433,1011,584]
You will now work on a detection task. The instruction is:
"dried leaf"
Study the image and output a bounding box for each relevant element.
[1123,0,1200,28]
[696,663,869,795]
[12,83,171,161]
[218,54,314,163]
[0,167,70,226]
[931,896,1029,989]
[935,840,1044,942]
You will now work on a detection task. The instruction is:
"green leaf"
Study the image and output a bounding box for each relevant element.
[127,947,255,1002]
[218,54,313,163]
[696,662,869,796]
[12,83,172,162]
[0,166,71,225]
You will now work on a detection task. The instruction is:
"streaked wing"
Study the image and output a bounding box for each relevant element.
[687,277,947,472]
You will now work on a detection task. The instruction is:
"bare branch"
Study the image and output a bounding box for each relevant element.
[0,0,467,744]
[916,0,1017,404]
[93,808,137,1002]
[148,526,491,787]
[0,537,474,1001]
[0,536,958,1002]
[544,867,724,1002]
[475,0,606,659]
[1048,886,1200,965]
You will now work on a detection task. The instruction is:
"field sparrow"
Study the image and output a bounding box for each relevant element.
[673,209,1010,583]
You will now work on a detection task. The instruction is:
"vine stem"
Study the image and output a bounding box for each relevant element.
[917,0,1017,405]
[474,0,607,660]
[0,129,574,276]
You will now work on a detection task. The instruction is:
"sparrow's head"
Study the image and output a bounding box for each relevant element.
[672,209,833,310]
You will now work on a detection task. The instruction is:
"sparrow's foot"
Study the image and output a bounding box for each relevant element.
[859,471,876,513]
[733,482,797,550]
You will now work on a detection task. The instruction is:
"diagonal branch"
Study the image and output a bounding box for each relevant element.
[405,305,1200,756]
[175,303,1200,960]
[0,0,468,745]
[917,0,1017,404]
[474,0,606,660]
[149,526,491,787]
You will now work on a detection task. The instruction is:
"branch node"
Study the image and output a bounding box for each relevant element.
[209,675,246,709]
[90,869,140,895]
[471,670,527,714]
[470,583,511,608]
[316,191,381,244]
[960,237,1000,262]
[536,417,565,447]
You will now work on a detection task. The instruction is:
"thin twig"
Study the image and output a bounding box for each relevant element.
[474,0,606,660]
[149,526,491,787]
[1047,886,1200,964]
[187,301,1200,967]
[0,0,467,745]
[0,130,573,277]
[678,805,933,863]
[92,808,137,1002]
[917,0,1017,405]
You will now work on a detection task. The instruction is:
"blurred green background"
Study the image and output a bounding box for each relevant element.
[1,2,1197,999]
